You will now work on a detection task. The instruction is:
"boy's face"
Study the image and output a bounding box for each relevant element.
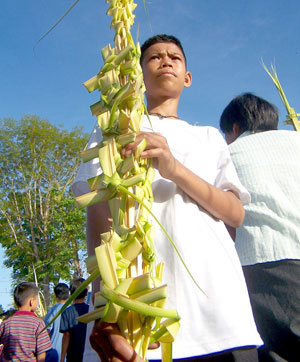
[30,295,39,312]
[141,42,192,102]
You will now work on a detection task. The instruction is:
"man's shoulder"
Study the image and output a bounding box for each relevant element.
[231,130,300,148]
[49,303,64,313]
[5,312,44,327]
[61,304,74,317]
[74,302,89,314]
[45,303,64,324]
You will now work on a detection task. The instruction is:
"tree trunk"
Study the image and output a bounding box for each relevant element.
[42,274,51,308]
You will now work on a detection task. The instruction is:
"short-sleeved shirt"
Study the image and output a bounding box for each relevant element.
[71,116,263,358]
[229,130,300,265]
[44,302,65,359]
[0,311,52,361]
[60,303,89,362]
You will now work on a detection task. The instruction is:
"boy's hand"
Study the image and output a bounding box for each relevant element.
[90,321,144,362]
[122,131,178,180]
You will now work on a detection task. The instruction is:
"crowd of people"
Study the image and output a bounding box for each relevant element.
[1,33,300,362]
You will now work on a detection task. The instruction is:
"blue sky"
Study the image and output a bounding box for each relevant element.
[1,0,300,309]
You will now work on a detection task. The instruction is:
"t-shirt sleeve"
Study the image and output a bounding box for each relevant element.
[209,127,250,205]
[59,309,70,333]
[60,308,78,333]
[36,320,52,355]
[44,307,54,332]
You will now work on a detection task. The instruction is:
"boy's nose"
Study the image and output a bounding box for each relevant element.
[161,59,172,68]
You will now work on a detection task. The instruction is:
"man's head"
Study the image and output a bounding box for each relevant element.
[220,92,279,144]
[54,283,69,302]
[70,278,88,301]
[140,34,192,108]
[14,282,39,311]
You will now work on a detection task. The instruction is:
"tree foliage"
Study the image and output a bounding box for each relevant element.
[0,115,89,306]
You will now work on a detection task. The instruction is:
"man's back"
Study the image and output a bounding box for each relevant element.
[60,303,89,362]
[229,130,300,265]
[45,303,65,359]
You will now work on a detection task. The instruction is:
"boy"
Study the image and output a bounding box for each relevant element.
[45,283,70,362]
[220,93,300,362]
[72,35,262,361]
[0,282,52,361]
[59,278,89,362]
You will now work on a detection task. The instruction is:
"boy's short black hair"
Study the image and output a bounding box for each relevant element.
[69,278,88,300]
[14,282,39,308]
[140,34,187,66]
[54,283,69,301]
[220,92,279,134]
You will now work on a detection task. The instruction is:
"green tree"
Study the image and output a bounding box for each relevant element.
[0,115,89,306]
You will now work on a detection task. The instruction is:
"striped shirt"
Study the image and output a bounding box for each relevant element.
[229,130,300,265]
[0,311,52,361]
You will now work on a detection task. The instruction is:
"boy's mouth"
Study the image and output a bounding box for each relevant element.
[158,71,176,78]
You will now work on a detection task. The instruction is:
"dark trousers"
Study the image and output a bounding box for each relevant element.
[243,259,300,362]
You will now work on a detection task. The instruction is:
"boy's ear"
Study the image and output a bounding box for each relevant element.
[28,296,37,307]
[184,71,192,88]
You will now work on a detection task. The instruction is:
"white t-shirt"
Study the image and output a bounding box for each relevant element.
[72,116,262,359]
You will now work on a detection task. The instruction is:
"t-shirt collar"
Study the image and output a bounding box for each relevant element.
[15,310,37,317]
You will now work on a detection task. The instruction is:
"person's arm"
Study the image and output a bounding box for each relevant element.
[36,352,46,362]
[86,201,112,256]
[60,332,70,362]
[122,132,245,228]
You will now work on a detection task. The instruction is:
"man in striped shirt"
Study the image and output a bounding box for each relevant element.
[0,282,52,361]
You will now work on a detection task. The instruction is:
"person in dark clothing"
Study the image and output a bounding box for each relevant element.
[59,278,89,362]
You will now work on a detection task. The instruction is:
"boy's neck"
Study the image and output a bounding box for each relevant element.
[147,97,179,119]
[18,305,35,313]
[74,298,86,304]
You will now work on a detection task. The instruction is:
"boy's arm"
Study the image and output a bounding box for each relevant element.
[44,309,53,336]
[122,132,244,228]
[36,352,46,362]
[86,201,112,256]
[167,162,244,227]
[60,332,70,362]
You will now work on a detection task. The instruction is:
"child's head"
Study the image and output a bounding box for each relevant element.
[220,92,279,144]
[54,283,69,302]
[14,282,39,311]
[70,278,88,301]
[140,34,192,107]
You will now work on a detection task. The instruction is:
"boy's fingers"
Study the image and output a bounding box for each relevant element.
[122,132,167,156]
[90,321,114,361]
[103,323,138,362]
[148,341,160,350]
[90,322,140,362]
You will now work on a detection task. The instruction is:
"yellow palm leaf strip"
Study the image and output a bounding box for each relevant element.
[101,288,180,320]
[262,61,300,131]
